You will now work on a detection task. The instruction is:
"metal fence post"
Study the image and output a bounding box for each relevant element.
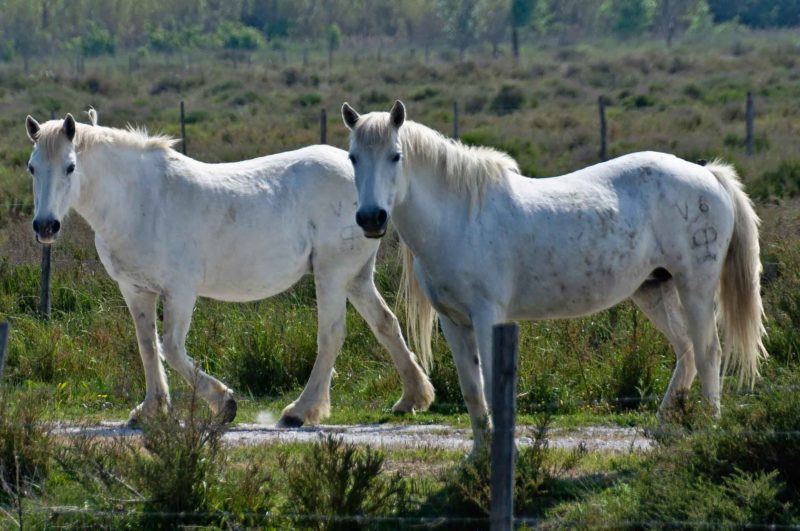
[491,323,519,531]
[320,108,327,144]
[180,100,187,155]
[746,91,754,157]
[598,95,608,161]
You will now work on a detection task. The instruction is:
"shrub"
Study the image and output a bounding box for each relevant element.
[490,85,525,115]
[428,415,585,518]
[283,436,411,530]
[750,160,800,199]
[0,390,51,503]
[132,394,227,527]
[296,92,322,108]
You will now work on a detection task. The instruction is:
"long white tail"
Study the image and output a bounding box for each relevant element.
[707,160,768,387]
[397,241,435,372]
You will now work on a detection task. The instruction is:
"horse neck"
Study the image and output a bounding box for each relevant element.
[74,143,159,238]
[392,161,466,262]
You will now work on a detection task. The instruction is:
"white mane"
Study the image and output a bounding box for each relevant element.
[35,119,178,158]
[354,113,519,203]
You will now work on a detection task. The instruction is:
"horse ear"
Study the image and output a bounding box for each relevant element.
[389,100,405,129]
[62,113,76,142]
[25,115,40,143]
[342,102,360,129]
[86,107,98,126]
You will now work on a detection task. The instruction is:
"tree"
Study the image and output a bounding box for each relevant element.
[603,0,654,39]
[653,0,702,46]
[477,0,510,58]
[1,0,42,73]
[81,22,116,58]
[436,0,480,61]
[510,0,535,58]
[326,23,341,71]
[404,0,443,62]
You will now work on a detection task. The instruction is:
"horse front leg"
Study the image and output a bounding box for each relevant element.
[277,272,347,427]
[438,314,490,457]
[346,260,434,414]
[161,290,237,422]
[119,282,169,426]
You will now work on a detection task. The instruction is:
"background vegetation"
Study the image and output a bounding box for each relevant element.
[0,0,799,526]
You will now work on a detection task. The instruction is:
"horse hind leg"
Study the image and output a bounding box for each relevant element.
[161,290,237,423]
[346,260,435,414]
[631,278,696,417]
[675,277,723,417]
[277,270,348,427]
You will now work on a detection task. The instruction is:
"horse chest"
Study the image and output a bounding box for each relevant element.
[95,236,169,292]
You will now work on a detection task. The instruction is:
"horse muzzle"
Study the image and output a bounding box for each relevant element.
[355,207,388,238]
[33,217,61,244]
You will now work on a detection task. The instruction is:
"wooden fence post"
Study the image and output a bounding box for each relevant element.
[320,108,327,144]
[0,322,9,381]
[39,244,52,320]
[598,95,608,161]
[746,91,754,157]
[490,323,519,531]
[453,101,460,140]
[180,100,187,155]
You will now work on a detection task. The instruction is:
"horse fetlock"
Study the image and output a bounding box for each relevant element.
[127,395,170,427]
[279,399,330,426]
[393,376,435,413]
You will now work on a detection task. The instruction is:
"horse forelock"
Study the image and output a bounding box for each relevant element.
[352,112,519,202]
[34,119,178,159]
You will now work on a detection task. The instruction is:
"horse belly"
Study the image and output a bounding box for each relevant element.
[507,232,655,320]
[196,236,312,302]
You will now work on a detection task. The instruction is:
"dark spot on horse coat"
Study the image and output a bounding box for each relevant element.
[226,205,237,223]
[473,356,479,366]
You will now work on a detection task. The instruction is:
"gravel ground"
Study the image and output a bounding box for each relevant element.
[54,422,653,453]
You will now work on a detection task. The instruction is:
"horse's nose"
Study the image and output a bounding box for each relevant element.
[33,217,61,239]
[355,207,388,238]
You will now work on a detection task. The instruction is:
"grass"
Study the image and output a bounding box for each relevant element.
[0,30,799,527]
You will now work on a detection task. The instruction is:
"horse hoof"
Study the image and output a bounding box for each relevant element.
[125,416,142,429]
[218,398,237,424]
[276,415,304,428]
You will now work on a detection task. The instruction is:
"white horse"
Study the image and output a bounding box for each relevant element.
[24,111,433,427]
[342,100,767,454]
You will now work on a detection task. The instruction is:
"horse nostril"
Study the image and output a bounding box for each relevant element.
[376,209,388,225]
[355,210,367,227]
[51,220,61,233]
[32,219,41,233]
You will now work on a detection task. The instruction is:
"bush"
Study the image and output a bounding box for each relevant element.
[132,396,227,527]
[490,85,525,115]
[283,436,411,530]
[750,160,800,199]
[0,390,51,503]
[427,415,585,519]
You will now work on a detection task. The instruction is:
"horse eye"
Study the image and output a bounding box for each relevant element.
[391,153,401,163]
[66,163,76,175]
[348,154,357,165]
[27,164,34,175]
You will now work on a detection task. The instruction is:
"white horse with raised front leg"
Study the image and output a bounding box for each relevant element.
[24,111,433,427]
[342,100,767,455]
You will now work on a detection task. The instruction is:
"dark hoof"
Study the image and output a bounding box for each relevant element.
[218,398,237,424]
[276,415,304,428]
[125,417,142,429]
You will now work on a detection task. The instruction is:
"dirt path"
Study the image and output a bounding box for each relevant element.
[55,422,653,453]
